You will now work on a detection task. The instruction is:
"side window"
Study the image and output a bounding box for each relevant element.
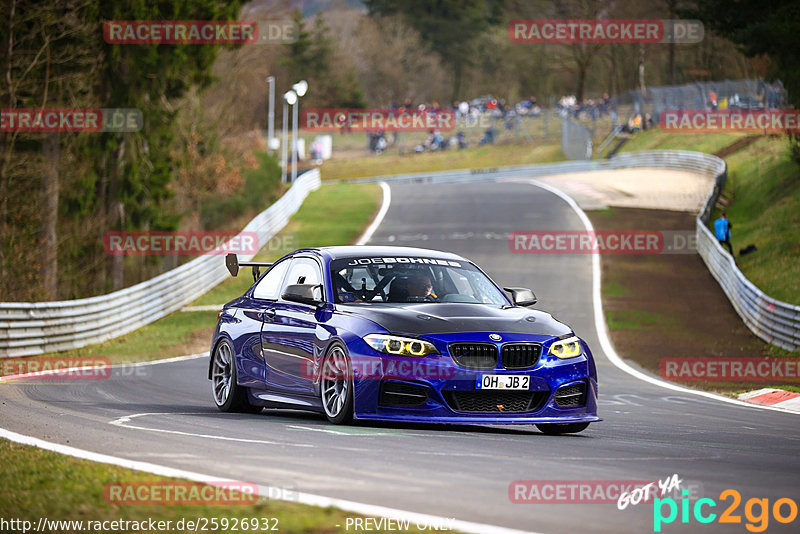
[252,260,290,300]
[281,257,322,295]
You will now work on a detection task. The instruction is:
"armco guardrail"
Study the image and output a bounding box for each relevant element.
[0,170,321,357]
[338,150,799,352]
[694,171,800,352]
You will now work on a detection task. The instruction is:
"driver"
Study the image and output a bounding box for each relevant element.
[407,273,437,300]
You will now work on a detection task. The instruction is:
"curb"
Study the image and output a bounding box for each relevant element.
[738,388,800,413]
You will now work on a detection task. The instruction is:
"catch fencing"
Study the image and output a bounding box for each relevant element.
[0,170,321,357]
[617,79,787,124]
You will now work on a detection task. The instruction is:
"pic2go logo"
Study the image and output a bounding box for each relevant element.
[653,489,798,532]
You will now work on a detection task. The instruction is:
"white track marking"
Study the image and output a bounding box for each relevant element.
[0,353,207,382]
[120,353,207,366]
[110,412,314,447]
[0,427,541,534]
[527,179,798,415]
[356,181,391,245]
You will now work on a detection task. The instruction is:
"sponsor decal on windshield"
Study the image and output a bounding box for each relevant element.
[346,258,461,267]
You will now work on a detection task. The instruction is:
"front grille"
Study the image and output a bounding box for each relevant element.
[449,343,498,369]
[379,381,429,407]
[443,391,549,413]
[501,343,542,369]
[554,382,586,407]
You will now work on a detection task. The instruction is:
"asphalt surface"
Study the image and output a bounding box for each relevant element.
[2,181,799,534]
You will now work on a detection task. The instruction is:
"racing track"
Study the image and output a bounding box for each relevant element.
[2,180,799,533]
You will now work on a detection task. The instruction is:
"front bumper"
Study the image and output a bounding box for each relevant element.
[347,332,600,425]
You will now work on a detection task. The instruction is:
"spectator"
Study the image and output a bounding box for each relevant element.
[714,212,733,255]
[478,125,496,145]
[456,131,467,150]
[458,100,469,120]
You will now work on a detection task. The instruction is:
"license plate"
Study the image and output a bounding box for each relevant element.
[476,374,530,390]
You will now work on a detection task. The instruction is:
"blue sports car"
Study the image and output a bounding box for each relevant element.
[209,246,599,433]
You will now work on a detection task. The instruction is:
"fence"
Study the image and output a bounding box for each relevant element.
[338,150,799,352]
[0,170,321,358]
[616,79,787,125]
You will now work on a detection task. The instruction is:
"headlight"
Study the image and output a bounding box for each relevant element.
[363,334,440,357]
[549,336,582,359]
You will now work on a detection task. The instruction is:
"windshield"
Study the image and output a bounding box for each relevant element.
[330,256,508,306]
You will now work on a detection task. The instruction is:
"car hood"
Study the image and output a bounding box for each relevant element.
[340,302,572,338]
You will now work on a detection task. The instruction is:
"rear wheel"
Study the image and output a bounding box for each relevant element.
[536,422,590,435]
[211,339,262,413]
[320,344,354,424]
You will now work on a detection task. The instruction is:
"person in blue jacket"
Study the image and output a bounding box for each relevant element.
[714,212,733,255]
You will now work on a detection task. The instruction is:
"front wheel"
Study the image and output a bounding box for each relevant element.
[320,344,354,424]
[536,422,590,435]
[211,338,262,413]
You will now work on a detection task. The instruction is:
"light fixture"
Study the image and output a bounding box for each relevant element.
[292,80,308,97]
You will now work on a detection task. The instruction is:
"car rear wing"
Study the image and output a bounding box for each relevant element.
[225,253,273,282]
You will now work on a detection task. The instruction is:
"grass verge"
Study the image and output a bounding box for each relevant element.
[320,142,564,181]
[710,136,800,303]
[0,439,432,534]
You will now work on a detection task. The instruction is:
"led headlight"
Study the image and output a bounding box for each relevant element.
[363,334,439,357]
[549,336,582,359]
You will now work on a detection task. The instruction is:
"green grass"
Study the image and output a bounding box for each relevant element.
[320,142,565,181]
[30,183,382,365]
[712,137,800,304]
[0,439,432,534]
[606,309,662,331]
[34,310,219,364]
[619,128,748,155]
[602,281,628,299]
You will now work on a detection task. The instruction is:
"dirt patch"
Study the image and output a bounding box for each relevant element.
[713,136,760,159]
[173,325,215,357]
[588,207,794,392]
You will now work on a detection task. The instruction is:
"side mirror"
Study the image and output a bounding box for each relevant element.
[282,284,324,306]
[503,287,537,307]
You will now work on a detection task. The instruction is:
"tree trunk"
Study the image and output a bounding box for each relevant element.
[110,138,125,290]
[667,0,677,85]
[112,201,124,289]
[576,64,586,102]
[40,131,59,300]
[451,61,463,103]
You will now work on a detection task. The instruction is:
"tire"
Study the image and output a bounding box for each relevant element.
[211,338,262,414]
[320,344,354,425]
[536,422,590,435]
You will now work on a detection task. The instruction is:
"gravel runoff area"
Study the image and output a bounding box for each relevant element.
[525,167,795,399]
